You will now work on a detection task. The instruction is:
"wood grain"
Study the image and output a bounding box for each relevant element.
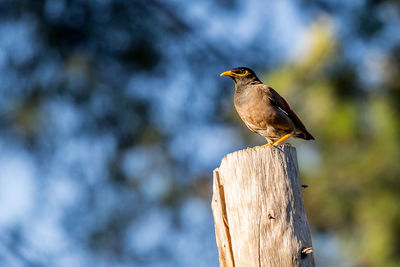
[211,145,314,267]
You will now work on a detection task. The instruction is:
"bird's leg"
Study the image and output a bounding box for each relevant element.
[273,133,293,146]
[260,139,274,147]
[260,142,273,147]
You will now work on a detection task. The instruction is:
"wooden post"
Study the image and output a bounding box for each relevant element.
[211,145,315,267]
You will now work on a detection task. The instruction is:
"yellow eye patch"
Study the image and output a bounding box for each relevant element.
[235,70,249,77]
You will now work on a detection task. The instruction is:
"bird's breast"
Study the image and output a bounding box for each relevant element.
[234,87,295,137]
[234,89,271,127]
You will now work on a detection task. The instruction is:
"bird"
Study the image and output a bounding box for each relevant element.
[220,67,314,146]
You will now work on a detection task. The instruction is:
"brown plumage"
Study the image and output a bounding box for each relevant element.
[220,67,314,145]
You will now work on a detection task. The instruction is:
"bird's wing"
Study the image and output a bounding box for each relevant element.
[257,85,314,140]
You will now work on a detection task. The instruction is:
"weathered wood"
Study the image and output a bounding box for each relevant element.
[211,145,314,267]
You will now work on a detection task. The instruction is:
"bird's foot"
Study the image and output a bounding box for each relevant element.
[260,143,273,147]
[273,133,293,146]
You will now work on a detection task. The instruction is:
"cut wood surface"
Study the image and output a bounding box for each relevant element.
[211,145,314,267]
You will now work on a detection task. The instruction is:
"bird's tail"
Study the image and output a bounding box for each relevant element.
[296,130,315,140]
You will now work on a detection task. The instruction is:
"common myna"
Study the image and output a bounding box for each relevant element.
[221,67,314,146]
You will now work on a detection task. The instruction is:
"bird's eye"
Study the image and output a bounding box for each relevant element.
[235,70,249,77]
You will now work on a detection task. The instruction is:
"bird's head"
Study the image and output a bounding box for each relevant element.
[220,67,261,87]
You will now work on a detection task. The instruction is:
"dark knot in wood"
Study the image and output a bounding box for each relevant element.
[301,247,313,259]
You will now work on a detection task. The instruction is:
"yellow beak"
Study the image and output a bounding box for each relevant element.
[220,70,235,77]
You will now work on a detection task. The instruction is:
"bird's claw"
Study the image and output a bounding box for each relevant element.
[260,143,273,147]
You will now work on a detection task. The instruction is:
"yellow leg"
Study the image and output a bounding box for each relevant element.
[273,133,293,146]
[261,143,272,147]
[260,140,274,147]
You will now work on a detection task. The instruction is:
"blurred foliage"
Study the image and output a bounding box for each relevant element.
[267,16,400,267]
[0,0,399,266]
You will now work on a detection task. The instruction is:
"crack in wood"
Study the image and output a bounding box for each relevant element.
[215,170,235,267]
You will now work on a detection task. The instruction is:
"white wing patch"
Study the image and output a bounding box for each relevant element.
[278,106,289,116]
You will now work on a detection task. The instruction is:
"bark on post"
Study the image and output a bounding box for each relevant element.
[211,145,314,267]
